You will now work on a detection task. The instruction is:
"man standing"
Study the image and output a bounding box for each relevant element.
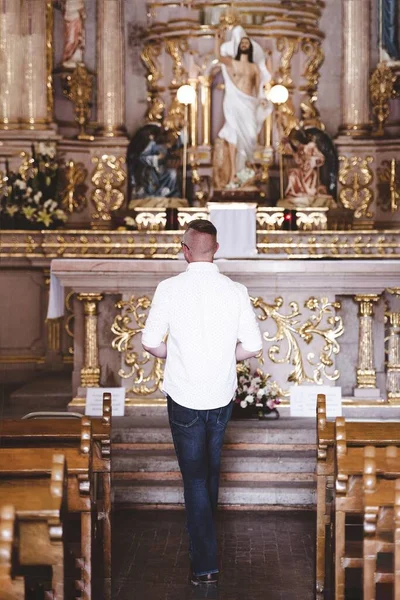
[215,26,272,188]
[142,219,262,586]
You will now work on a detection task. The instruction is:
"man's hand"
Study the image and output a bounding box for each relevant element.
[143,342,167,359]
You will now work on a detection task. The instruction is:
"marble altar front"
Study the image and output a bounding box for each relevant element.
[50,258,400,410]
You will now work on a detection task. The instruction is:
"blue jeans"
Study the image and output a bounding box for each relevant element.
[167,395,233,576]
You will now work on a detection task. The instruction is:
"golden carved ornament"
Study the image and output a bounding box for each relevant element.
[301,38,324,90]
[141,42,163,89]
[276,37,299,88]
[46,0,54,120]
[251,296,344,395]
[219,7,242,29]
[377,159,399,213]
[276,96,299,137]
[62,63,94,141]
[60,160,88,214]
[18,151,38,182]
[338,156,374,219]
[353,294,380,388]
[164,95,185,137]
[369,62,397,136]
[146,94,165,123]
[384,310,400,402]
[111,295,164,395]
[300,93,325,130]
[165,39,188,86]
[91,155,126,227]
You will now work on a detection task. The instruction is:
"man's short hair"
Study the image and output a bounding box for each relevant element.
[186,219,217,237]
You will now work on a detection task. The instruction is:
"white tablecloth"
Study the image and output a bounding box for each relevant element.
[208,202,257,259]
[47,270,65,319]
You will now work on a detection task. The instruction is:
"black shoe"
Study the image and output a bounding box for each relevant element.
[190,572,218,586]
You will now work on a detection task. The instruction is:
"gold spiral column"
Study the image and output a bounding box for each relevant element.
[0,0,22,129]
[20,0,50,130]
[77,293,103,387]
[96,0,126,137]
[385,311,400,404]
[340,0,371,136]
[353,295,380,393]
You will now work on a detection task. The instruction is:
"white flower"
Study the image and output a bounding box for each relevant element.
[240,400,248,408]
[38,142,56,159]
[27,187,32,194]
[15,179,27,190]
[245,394,254,405]
[256,388,265,399]
[33,191,42,203]
[55,209,68,222]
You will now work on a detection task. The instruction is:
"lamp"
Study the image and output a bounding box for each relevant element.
[177,84,196,200]
[267,84,289,201]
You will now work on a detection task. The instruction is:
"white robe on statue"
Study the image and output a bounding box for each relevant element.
[218,26,272,173]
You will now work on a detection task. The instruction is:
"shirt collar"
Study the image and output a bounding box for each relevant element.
[186,262,219,273]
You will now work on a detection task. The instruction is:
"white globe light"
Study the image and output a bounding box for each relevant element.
[177,84,196,105]
[267,84,289,105]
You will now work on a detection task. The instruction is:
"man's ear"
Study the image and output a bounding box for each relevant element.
[215,242,220,253]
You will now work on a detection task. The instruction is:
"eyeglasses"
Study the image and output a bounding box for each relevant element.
[181,241,191,251]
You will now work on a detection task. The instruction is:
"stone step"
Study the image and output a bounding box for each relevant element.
[112,448,316,474]
[113,480,316,507]
[112,416,316,445]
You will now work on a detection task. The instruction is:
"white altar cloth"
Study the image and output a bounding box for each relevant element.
[208,202,257,259]
[47,271,65,319]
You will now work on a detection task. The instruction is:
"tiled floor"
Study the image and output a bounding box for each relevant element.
[112,510,315,600]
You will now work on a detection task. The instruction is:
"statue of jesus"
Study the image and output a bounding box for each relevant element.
[215,26,272,188]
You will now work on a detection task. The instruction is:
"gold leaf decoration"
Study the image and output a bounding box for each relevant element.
[251,296,344,393]
[111,295,164,395]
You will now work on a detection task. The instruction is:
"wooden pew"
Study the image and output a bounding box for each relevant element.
[0,454,66,600]
[0,393,112,600]
[316,394,400,598]
[334,441,400,600]
[362,448,400,600]
[0,505,23,600]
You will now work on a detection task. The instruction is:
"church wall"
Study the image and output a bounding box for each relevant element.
[319,0,342,136]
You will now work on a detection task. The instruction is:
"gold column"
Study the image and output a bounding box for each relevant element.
[188,79,198,148]
[96,0,126,137]
[385,311,400,403]
[354,295,380,388]
[0,0,22,129]
[20,0,50,130]
[200,76,211,146]
[340,0,371,136]
[77,293,103,387]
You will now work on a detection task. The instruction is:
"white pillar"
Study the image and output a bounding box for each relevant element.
[340,0,371,136]
[20,0,50,130]
[0,0,22,129]
[96,0,126,137]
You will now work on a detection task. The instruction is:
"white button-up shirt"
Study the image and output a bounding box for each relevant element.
[141,262,263,410]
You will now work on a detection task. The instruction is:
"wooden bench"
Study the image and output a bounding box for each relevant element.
[0,393,112,600]
[362,449,400,600]
[316,394,400,598]
[0,505,22,600]
[334,441,400,599]
[0,454,66,600]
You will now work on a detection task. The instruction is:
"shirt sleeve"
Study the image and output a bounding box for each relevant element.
[141,282,169,348]
[237,285,263,352]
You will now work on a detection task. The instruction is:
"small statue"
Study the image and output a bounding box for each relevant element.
[214,25,272,189]
[55,0,86,69]
[278,128,337,209]
[127,124,182,205]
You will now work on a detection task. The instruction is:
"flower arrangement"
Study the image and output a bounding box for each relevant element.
[234,361,281,419]
[0,143,68,229]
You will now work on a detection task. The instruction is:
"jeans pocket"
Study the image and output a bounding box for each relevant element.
[170,398,199,427]
[216,401,233,428]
